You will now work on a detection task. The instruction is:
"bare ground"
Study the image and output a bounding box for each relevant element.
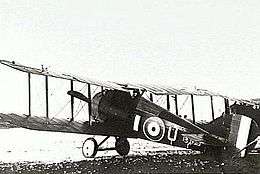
[0,151,259,174]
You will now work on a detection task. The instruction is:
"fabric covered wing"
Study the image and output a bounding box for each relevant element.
[0,60,126,91]
[0,113,86,134]
[0,113,139,138]
[120,83,256,105]
[0,59,256,105]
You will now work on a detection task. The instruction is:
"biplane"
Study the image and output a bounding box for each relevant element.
[0,60,259,158]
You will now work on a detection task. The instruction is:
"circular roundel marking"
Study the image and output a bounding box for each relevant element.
[143,117,165,142]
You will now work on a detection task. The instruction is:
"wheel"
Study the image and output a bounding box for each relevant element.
[82,138,98,158]
[115,138,130,156]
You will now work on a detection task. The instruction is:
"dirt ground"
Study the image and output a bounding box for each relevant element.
[0,151,259,174]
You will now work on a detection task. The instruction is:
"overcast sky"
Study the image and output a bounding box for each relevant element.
[0,0,260,100]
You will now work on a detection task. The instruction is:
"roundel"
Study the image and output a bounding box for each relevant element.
[143,117,165,142]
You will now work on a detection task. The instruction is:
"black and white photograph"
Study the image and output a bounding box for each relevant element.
[0,0,260,173]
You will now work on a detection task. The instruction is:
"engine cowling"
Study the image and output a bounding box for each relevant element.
[91,90,139,123]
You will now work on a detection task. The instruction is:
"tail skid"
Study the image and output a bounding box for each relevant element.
[233,137,259,158]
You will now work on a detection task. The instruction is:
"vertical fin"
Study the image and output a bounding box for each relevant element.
[228,115,252,157]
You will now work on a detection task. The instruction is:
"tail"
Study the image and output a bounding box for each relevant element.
[203,104,259,157]
[201,113,232,141]
[229,104,260,156]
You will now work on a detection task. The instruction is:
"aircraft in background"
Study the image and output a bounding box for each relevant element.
[0,60,259,158]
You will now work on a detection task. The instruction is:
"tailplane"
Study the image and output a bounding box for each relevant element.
[230,104,260,156]
[201,108,259,157]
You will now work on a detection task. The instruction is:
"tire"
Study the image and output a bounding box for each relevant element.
[82,138,98,158]
[115,138,130,156]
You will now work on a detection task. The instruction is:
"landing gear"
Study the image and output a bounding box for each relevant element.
[81,136,130,158]
[82,138,98,158]
[115,137,130,156]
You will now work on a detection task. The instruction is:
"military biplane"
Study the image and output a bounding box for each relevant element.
[0,60,259,158]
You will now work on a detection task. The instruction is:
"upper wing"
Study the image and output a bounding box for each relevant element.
[0,60,126,91]
[0,59,256,105]
[119,82,256,105]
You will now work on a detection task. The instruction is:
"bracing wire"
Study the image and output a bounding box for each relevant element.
[49,81,69,116]
[155,95,163,104]
[53,100,71,118]
[144,92,150,100]
[92,86,100,95]
[179,95,189,111]
[79,84,87,92]
[73,85,101,120]
[74,101,87,118]
[74,100,83,117]
[68,83,88,119]
[52,83,87,119]
[81,103,89,120]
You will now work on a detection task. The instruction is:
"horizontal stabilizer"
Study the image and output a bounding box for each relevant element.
[67,90,91,103]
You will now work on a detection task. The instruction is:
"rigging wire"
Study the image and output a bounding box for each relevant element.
[52,83,87,118]
[70,84,99,120]
[81,103,89,121]
[92,86,100,95]
[49,80,69,116]
[74,101,87,118]
[179,95,189,111]
[74,100,83,117]
[155,95,163,104]
[69,84,88,119]
[53,100,71,118]
[144,92,150,99]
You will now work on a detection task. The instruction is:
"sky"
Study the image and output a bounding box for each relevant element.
[1,0,260,96]
[0,0,260,115]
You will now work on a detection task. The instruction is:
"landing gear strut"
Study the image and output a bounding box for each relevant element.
[82,136,130,158]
